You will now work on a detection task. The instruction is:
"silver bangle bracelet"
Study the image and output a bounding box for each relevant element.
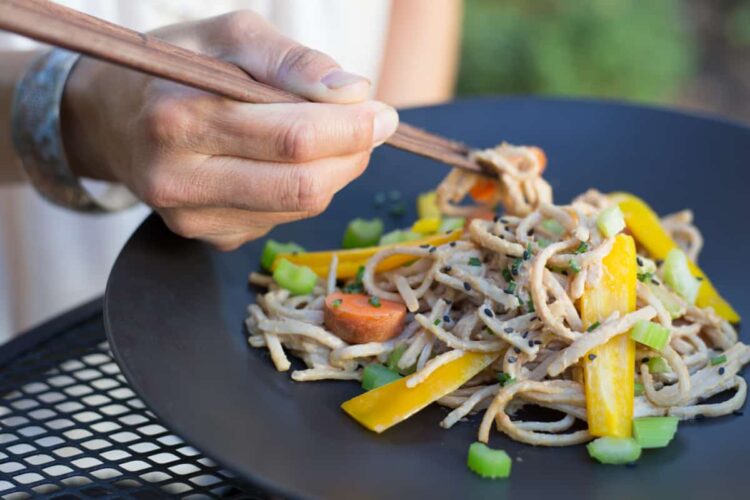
[11,48,139,213]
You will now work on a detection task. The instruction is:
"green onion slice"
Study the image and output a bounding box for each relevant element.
[633,416,679,449]
[260,240,305,271]
[663,248,700,304]
[272,259,317,295]
[630,320,671,351]
[361,364,402,391]
[467,442,512,479]
[343,218,384,249]
[710,354,727,366]
[596,205,626,238]
[586,437,642,465]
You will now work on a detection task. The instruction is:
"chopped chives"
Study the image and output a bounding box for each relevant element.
[433,318,441,326]
[575,241,589,254]
[468,257,482,267]
[511,258,523,276]
[369,296,381,308]
[502,269,512,282]
[587,321,601,332]
[332,299,342,308]
[569,259,582,274]
[637,272,653,283]
[526,299,536,313]
[496,372,515,385]
[710,354,727,366]
[523,243,533,260]
[505,281,517,294]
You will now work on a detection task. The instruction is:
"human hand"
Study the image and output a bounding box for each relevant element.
[61,10,399,250]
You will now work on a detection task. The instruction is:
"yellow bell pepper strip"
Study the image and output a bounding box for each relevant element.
[579,234,637,438]
[341,352,498,433]
[610,192,740,323]
[411,217,441,235]
[417,191,441,219]
[271,230,462,279]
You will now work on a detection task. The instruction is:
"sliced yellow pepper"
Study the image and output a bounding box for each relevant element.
[271,230,462,279]
[580,234,637,438]
[411,217,441,235]
[417,191,441,219]
[341,352,498,433]
[610,192,740,323]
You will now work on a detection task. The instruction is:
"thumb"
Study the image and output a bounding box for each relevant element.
[206,11,371,104]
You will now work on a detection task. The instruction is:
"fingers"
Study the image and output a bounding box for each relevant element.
[187,99,399,161]
[138,151,371,214]
[199,11,371,103]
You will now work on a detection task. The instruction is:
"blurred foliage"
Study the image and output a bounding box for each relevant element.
[457,0,696,103]
[727,1,750,46]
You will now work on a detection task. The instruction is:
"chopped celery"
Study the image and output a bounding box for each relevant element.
[710,354,727,366]
[663,248,700,304]
[417,191,441,219]
[379,229,421,246]
[343,218,384,249]
[596,205,626,238]
[411,217,441,235]
[633,416,679,448]
[586,437,642,465]
[439,217,466,233]
[634,381,645,396]
[540,219,565,237]
[647,282,686,319]
[260,240,305,271]
[386,344,407,371]
[630,320,671,351]
[467,442,512,479]
[361,364,402,390]
[272,259,317,295]
[648,356,670,374]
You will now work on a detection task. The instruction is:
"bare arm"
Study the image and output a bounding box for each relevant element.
[0,50,40,183]
[376,0,463,108]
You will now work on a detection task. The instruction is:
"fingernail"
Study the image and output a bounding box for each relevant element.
[372,105,399,146]
[321,70,370,90]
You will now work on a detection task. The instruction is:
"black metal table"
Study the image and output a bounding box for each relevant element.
[0,299,268,499]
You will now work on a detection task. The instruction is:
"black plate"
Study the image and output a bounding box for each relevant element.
[105,97,750,499]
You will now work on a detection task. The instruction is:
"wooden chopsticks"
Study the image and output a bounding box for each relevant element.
[0,0,485,175]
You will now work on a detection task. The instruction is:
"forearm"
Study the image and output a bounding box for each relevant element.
[376,0,462,107]
[0,50,41,183]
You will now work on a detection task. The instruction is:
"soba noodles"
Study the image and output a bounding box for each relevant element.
[246,142,748,447]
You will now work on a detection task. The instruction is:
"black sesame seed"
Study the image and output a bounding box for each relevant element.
[428,246,437,253]
[445,300,453,305]
[528,340,534,348]
[528,229,535,237]
[514,347,521,354]
[656,259,664,266]
[529,316,538,322]
[522,332,529,339]
[493,215,500,223]
[499,234,506,240]
[443,315,451,323]
[534,340,543,345]
[508,357,517,363]
[733,410,744,416]
[500,218,509,224]
[697,276,704,281]
[484,308,494,317]
[625,462,637,469]
[637,257,644,266]
[588,354,597,361]
[449,241,456,247]
[419,244,429,249]
[642,357,650,364]
[463,282,472,291]
[504,327,513,333]
[719,367,726,375]
[441,265,452,273]
[652,279,661,286]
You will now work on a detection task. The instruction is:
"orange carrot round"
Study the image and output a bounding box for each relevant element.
[324,292,406,344]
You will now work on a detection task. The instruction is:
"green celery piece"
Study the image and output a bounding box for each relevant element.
[648,356,670,374]
[587,437,642,465]
[633,416,679,449]
[467,442,512,479]
[630,320,671,351]
[597,205,626,237]
[361,364,402,390]
[343,218,384,249]
[647,282,686,319]
[663,248,700,304]
[272,259,317,295]
[438,217,466,233]
[540,219,565,237]
[260,240,305,271]
[379,229,421,246]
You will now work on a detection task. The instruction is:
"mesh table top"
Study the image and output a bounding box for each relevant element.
[0,299,268,499]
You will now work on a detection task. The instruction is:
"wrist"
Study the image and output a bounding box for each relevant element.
[60,57,112,181]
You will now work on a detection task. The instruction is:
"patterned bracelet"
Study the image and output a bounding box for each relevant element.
[11,48,138,212]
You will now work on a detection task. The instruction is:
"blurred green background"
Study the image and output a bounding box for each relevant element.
[457,0,750,122]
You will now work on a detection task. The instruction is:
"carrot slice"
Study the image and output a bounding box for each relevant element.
[324,293,406,344]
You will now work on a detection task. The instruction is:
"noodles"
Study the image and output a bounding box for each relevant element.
[246,142,748,449]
